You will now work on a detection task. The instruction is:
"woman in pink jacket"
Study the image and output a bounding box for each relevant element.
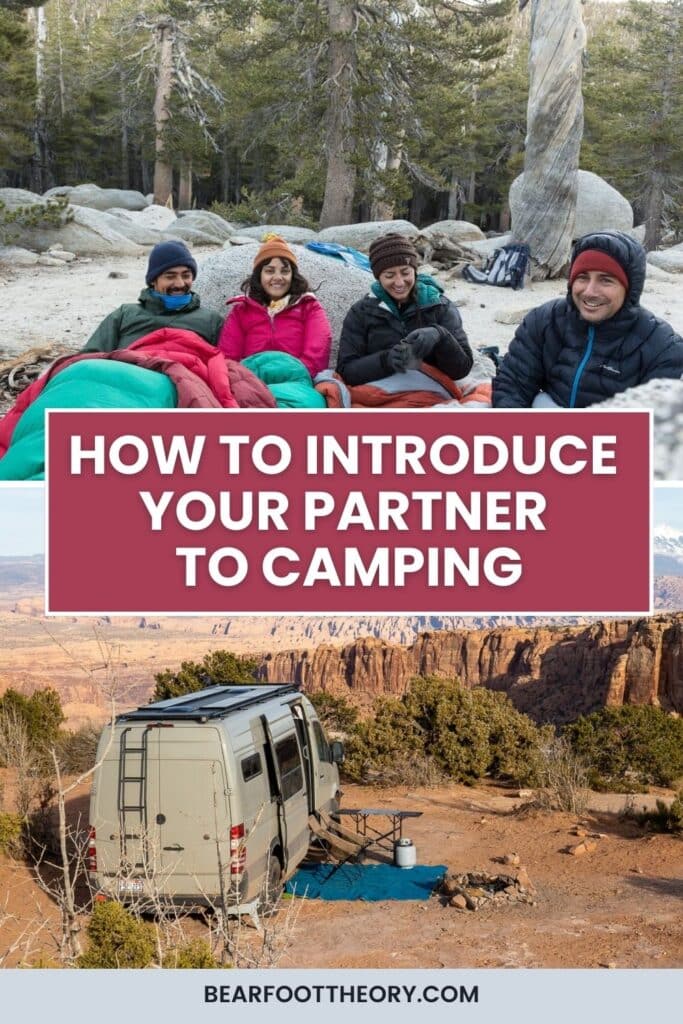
[218,235,332,377]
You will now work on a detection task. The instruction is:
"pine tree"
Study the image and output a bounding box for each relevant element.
[0,3,36,179]
[582,0,683,247]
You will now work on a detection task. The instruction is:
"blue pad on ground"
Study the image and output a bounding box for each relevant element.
[305,241,371,272]
[285,862,446,901]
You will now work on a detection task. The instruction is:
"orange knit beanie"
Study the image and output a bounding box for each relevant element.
[253,234,298,269]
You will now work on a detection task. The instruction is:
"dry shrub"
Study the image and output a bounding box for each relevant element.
[621,791,683,835]
[533,736,589,814]
[361,752,447,789]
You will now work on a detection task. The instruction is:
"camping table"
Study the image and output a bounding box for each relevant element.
[335,809,422,853]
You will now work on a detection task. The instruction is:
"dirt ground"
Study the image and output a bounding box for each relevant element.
[1,778,681,970]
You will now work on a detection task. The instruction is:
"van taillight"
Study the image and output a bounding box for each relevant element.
[229,823,246,875]
[86,827,97,871]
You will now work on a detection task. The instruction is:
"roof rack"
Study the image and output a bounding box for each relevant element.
[117,684,300,723]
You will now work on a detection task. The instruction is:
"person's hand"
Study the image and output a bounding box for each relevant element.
[405,326,440,359]
[386,340,413,373]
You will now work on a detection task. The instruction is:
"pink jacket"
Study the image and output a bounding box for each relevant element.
[218,293,332,377]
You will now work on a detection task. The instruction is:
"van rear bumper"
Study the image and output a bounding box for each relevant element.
[90,871,250,910]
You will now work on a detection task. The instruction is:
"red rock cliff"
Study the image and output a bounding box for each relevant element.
[259,615,683,723]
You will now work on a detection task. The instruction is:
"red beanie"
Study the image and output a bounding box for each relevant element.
[569,249,629,291]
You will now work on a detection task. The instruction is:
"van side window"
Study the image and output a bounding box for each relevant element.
[241,753,262,782]
[312,721,331,763]
[275,735,304,801]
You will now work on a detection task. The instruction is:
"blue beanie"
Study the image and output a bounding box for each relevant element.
[145,241,197,286]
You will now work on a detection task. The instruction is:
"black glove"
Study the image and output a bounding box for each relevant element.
[386,340,413,373]
[405,326,440,360]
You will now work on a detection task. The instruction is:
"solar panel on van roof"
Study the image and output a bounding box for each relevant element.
[117,684,300,723]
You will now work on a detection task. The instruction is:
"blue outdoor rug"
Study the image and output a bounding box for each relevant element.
[285,862,446,901]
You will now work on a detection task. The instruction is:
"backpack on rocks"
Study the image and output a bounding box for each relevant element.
[462,243,530,290]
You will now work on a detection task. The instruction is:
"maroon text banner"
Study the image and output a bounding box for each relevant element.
[46,409,651,615]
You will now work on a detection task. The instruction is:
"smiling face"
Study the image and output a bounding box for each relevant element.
[378,264,416,303]
[260,257,293,300]
[571,270,627,323]
[152,265,194,295]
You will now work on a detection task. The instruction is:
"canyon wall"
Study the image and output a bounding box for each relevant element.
[259,615,683,723]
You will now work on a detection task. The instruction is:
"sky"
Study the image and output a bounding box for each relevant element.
[0,482,681,559]
[0,485,44,555]
[653,485,683,534]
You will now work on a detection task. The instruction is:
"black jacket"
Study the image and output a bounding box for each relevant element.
[493,231,683,408]
[337,281,473,386]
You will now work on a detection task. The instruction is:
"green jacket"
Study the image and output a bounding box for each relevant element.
[82,288,224,352]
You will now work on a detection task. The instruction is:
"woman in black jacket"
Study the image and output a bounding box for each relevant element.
[493,231,683,408]
[336,233,473,386]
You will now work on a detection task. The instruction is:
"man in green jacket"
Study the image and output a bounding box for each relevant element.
[82,240,224,351]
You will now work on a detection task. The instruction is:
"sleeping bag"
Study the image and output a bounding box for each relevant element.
[0,359,177,481]
[242,351,327,409]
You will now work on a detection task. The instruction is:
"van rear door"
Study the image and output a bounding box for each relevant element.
[146,724,230,897]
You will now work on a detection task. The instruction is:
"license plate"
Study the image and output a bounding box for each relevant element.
[118,878,144,895]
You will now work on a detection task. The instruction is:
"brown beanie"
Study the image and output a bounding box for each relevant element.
[253,234,298,269]
[368,233,419,279]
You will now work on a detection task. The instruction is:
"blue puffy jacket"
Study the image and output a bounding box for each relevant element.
[493,231,683,408]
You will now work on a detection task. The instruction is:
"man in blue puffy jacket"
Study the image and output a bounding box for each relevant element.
[492,231,683,408]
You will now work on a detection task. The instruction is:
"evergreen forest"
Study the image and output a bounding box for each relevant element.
[1,1,681,245]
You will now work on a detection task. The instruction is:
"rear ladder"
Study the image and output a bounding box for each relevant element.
[117,726,150,865]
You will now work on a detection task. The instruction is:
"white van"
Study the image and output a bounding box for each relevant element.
[87,684,343,910]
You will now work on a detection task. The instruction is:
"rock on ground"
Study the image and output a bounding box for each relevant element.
[235,224,319,244]
[593,378,683,479]
[510,169,633,238]
[76,207,164,247]
[648,243,683,274]
[422,220,486,243]
[195,243,371,363]
[317,219,418,251]
[466,233,512,258]
[175,210,236,242]
[0,246,39,267]
[122,205,178,232]
[0,189,143,256]
[161,222,223,246]
[494,306,536,326]
[44,183,149,212]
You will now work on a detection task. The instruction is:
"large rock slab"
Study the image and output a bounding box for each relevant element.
[594,378,683,480]
[235,224,318,244]
[44,184,149,212]
[0,190,142,255]
[316,219,418,251]
[423,220,486,243]
[0,187,43,207]
[0,245,40,267]
[160,221,223,246]
[647,243,683,274]
[510,169,633,239]
[122,204,178,231]
[195,244,371,366]
[644,261,680,283]
[175,210,236,242]
[466,233,512,258]
[75,208,164,246]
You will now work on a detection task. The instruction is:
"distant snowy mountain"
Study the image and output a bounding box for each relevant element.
[653,525,683,576]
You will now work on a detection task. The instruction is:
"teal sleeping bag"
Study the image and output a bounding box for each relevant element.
[242,351,326,409]
[0,360,177,481]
